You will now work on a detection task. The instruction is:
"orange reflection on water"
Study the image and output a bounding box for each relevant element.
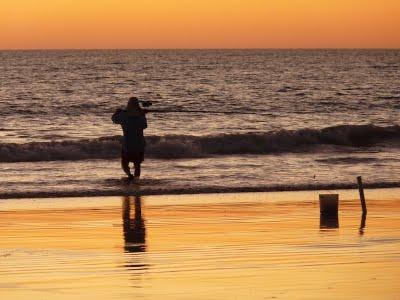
[0,191,400,299]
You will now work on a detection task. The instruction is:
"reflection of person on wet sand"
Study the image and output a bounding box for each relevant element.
[122,195,146,252]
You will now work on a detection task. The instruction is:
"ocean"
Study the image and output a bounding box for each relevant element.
[0,49,399,198]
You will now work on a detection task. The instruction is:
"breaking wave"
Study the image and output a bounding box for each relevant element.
[1,124,399,163]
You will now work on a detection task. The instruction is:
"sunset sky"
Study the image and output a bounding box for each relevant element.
[1,0,399,49]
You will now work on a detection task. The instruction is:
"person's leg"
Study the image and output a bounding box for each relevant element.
[121,152,133,178]
[133,161,141,178]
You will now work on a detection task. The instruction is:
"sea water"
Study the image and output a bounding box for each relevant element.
[0,50,399,197]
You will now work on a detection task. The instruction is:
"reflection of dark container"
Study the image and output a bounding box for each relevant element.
[319,194,339,216]
[320,214,339,229]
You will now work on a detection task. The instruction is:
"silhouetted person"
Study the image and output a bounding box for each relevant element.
[122,195,146,252]
[112,97,147,181]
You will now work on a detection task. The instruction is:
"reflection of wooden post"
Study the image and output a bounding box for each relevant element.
[359,213,367,235]
[357,176,367,215]
[319,194,339,216]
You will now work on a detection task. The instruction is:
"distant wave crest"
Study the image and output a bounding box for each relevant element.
[1,124,399,163]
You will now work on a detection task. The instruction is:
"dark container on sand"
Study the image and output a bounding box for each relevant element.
[319,194,339,216]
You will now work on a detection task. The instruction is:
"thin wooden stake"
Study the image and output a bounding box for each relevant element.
[357,176,367,215]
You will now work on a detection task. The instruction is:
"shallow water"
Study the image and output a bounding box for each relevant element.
[1,190,399,299]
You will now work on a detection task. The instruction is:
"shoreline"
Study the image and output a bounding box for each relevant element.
[1,181,399,200]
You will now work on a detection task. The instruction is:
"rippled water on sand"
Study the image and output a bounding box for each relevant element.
[1,190,400,299]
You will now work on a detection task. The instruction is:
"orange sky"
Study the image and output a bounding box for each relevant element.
[0,0,399,49]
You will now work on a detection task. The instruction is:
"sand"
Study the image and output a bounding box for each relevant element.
[0,189,399,299]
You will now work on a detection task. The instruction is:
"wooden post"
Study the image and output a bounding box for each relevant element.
[357,176,367,215]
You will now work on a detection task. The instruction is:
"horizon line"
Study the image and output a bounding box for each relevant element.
[0,47,399,51]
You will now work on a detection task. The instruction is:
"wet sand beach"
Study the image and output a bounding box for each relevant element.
[1,189,400,299]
